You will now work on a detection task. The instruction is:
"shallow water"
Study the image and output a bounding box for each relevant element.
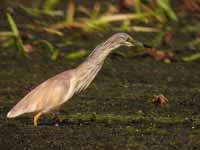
[0,1,200,149]
[0,48,200,149]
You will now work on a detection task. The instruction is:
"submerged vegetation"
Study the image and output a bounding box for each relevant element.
[0,0,200,149]
[0,0,200,61]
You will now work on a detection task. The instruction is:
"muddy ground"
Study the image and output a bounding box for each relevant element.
[0,1,200,149]
[0,41,200,149]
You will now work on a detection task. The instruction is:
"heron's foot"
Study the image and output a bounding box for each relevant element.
[52,113,62,126]
[33,112,42,127]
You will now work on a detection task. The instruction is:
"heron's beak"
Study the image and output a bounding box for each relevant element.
[132,39,144,47]
[129,38,152,48]
[126,38,143,47]
[124,41,134,47]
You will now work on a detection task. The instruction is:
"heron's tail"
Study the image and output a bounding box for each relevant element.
[7,110,21,118]
[7,106,25,118]
[7,99,32,118]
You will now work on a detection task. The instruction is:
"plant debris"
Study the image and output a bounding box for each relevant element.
[147,48,175,63]
[152,94,169,106]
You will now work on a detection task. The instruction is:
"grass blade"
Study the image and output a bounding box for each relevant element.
[183,53,200,62]
[6,13,19,37]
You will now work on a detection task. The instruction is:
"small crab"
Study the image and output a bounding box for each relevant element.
[152,94,169,106]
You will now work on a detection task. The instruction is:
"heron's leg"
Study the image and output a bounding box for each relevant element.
[52,112,61,126]
[33,112,42,127]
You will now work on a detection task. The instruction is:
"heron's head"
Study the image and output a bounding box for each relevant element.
[102,33,143,51]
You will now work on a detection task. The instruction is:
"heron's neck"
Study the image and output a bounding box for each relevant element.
[74,45,111,92]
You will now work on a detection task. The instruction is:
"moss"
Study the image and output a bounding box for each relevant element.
[1,11,200,150]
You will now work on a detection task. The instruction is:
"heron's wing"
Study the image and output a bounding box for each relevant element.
[7,70,73,118]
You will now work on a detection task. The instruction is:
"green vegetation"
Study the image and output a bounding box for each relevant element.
[1,0,200,61]
[0,0,200,149]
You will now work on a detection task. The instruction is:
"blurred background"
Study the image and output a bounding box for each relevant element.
[0,0,200,150]
[0,0,200,61]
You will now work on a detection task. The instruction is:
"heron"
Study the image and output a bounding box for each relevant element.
[7,33,144,126]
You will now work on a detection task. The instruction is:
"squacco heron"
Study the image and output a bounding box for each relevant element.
[7,33,144,126]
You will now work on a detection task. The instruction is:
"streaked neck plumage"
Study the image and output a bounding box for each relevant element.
[74,42,115,93]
